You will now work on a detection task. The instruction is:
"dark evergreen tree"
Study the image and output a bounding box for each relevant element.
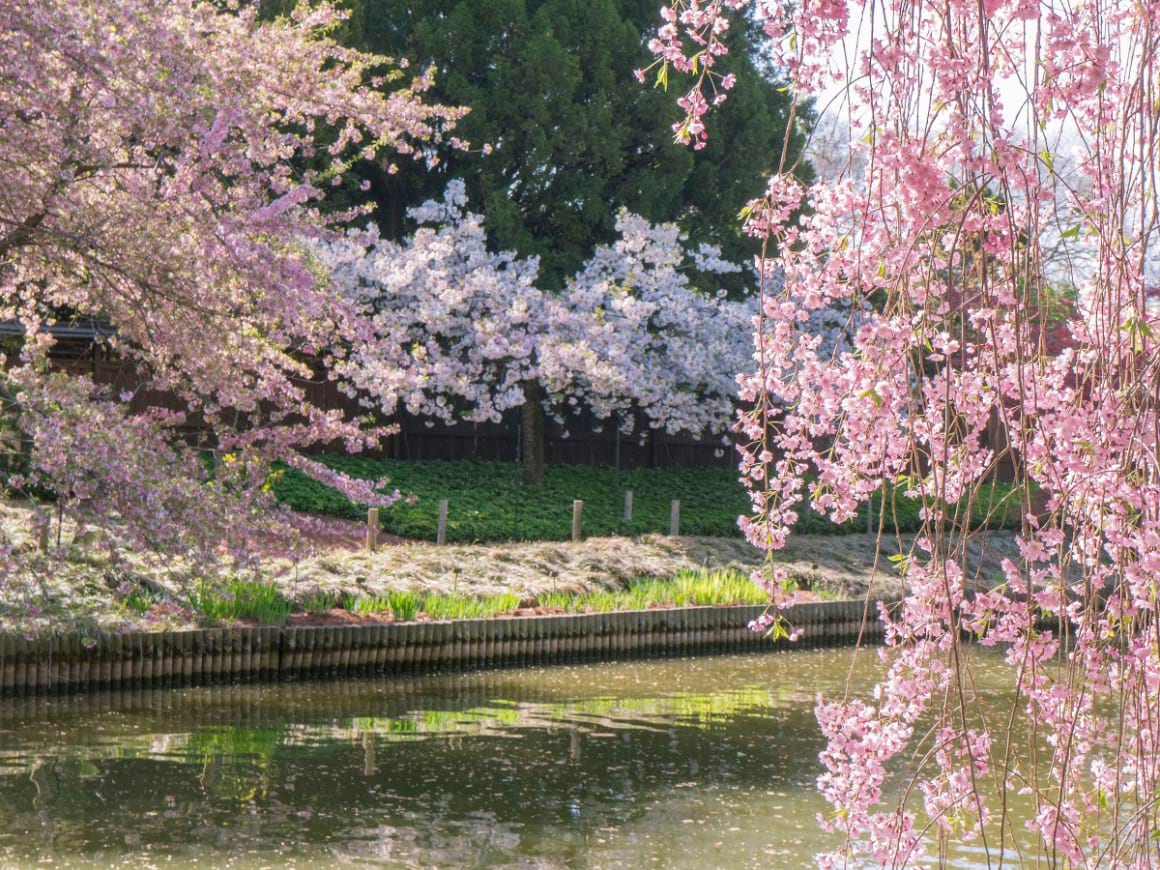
[267,0,812,289]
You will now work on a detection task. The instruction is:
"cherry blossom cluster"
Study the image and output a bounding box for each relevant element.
[635,2,744,147]
[319,181,545,424]
[0,0,461,573]
[323,182,759,442]
[655,0,1160,865]
[5,369,298,569]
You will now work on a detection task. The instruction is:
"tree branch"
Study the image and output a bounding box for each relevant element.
[0,209,47,259]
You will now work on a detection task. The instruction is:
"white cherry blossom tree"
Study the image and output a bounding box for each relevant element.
[326,183,761,483]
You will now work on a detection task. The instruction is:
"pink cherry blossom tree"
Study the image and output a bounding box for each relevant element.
[653,0,1160,865]
[325,182,759,484]
[0,0,461,575]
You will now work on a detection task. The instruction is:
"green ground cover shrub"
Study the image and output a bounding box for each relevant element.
[342,593,390,616]
[566,569,771,612]
[120,588,157,615]
[331,568,773,621]
[190,580,293,625]
[341,591,424,620]
[386,591,422,621]
[299,589,339,615]
[418,592,523,620]
[270,456,1025,543]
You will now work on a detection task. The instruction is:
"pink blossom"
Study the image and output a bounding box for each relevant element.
[649,0,1160,864]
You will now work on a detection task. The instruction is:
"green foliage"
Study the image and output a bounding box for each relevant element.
[537,590,574,611]
[344,593,391,615]
[341,590,425,620]
[326,573,760,622]
[386,590,422,621]
[539,569,769,612]
[299,589,340,614]
[190,580,293,626]
[278,0,810,289]
[420,592,522,620]
[274,457,752,540]
[483,592,523,616]
[120,588,156,615]
[411,593,474,621]
[270,456,1027,543]
[671,568,768,606]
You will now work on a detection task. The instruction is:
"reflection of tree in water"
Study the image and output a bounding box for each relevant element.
[0,652,892,866]
[189,726,286,805]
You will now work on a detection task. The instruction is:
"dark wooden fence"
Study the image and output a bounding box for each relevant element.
[45,336,738,470]
[300,375,735,469]
[32,334,1019,478]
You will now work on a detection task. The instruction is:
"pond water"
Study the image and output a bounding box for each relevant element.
[0,649,1012,869]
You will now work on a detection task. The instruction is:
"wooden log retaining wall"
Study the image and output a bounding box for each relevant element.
[0,599,887,697]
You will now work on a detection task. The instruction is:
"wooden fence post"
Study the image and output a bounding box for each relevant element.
[669,499,680,537]
[36,509,50,553]
[624,490,633,522]
[437,499,448,546]
[366,508,379,551]
[572,500,584,542]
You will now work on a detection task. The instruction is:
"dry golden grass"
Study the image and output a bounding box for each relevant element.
[277,529,1022,603]
[279,534,765,602]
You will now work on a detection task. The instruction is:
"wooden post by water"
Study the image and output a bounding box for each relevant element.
[572,500,584,542]
[366,508,379,551]
[624,490,633,522]
[669,499,681,537]
[437,499,448,545]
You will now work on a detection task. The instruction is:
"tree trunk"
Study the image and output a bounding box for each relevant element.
[521,382,546,486]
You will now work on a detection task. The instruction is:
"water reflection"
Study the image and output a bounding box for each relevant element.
[0,649,1000,868]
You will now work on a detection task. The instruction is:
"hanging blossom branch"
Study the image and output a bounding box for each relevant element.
[653,0,1160,865]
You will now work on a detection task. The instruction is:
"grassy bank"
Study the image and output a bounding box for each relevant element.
[1,486,1023,634]
[271,456,1025,543]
